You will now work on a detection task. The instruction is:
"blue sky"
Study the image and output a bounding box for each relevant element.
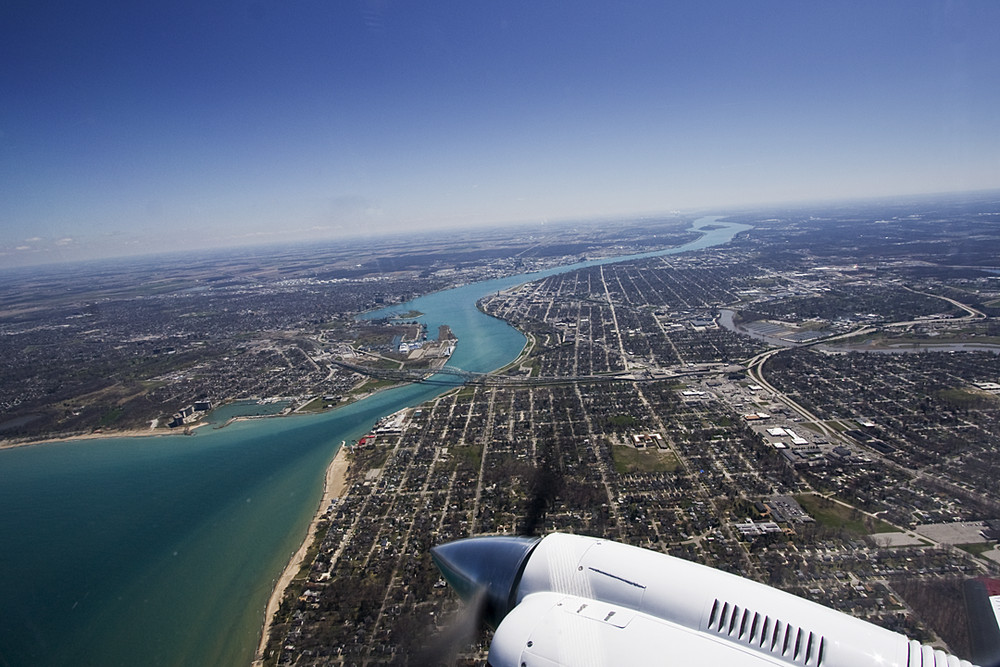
[2,1,999,265]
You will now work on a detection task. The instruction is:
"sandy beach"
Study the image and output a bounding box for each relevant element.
[254,442,351,665]
[0,426,184,451]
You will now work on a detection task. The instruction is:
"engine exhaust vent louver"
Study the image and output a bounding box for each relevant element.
[708,598,825,666]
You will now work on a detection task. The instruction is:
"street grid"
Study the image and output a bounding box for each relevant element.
[265,210,1000,664]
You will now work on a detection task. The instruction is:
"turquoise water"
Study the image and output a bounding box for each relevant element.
[202,400,291,426]
[365,217,751,375]
[0,417,348,666]
[0,217,748,666]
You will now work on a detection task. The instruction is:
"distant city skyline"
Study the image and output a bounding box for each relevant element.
[2,1,999,267]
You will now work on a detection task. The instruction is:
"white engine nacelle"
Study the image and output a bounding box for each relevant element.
[432,533,977,667]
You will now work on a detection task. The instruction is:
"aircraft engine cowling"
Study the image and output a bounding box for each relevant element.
[433,533,979,667]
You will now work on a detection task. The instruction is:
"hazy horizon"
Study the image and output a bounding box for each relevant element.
[3,1,999,267]
[3,187,1000,271]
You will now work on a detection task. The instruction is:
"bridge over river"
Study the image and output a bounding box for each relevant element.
[333,359,733,387]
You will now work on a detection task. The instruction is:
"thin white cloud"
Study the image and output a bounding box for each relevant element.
[55,237,74,246]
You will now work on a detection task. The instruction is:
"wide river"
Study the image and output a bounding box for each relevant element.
[0,217,749,666]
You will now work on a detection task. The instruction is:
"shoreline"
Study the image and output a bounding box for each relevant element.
[0,423,209,451]
[1,343,445,452]
[254,441,351,665]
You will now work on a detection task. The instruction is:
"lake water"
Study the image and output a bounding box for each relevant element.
[0,217,748,666]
